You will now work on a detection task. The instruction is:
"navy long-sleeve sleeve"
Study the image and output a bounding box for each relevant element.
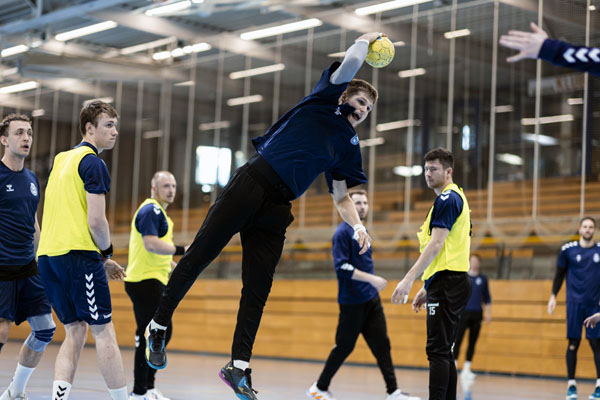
[539,38,600,76]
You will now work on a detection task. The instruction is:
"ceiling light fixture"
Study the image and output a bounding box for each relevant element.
[398,68,426,78]
[355,0,433,16]
[521,114,574,125]
[444,29,471,39]
[145,0,191,16]
[1,44,29,58]
[230,64,285,79]
[240,18,322,40]
[0,81,38,94]
[226,95,263,106]
[55,21,118,41]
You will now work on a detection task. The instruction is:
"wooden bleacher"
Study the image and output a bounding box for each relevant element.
[8,280,594,378]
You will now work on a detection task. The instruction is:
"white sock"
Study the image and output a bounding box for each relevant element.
[568,379,576,387]
[108,386,128,400]
[53,380,72,400]
[233,360,249,370]
[596,378,600,388]
[463,361,472,372]
[9,363,35,394]
[149,319,167,331]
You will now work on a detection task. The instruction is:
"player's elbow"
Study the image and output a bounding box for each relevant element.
[87,215,106,233]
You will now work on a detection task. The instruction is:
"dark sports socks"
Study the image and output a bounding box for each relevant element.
[567,338,581,379]
[588,338,600,378]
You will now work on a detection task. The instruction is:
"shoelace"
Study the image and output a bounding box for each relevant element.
[244,369,258,395]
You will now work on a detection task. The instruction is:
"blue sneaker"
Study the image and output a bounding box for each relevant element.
[589,386,600,400]
[219,361,258,400]
[144,324,167,369]
[567,385,577,400]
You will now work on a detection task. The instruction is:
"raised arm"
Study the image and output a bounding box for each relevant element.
[330,32,385,84]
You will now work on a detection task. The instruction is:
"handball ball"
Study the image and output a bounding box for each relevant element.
[366,37,395,68]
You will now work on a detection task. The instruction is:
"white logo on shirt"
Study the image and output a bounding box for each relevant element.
[475,277,482,286]
[334,106,342,116]
[30,182,37,196]
[576,254,582,263]
[427,302,439,316]
[594,253,600,263]
[153,206,161,215]
[5,184,14,192]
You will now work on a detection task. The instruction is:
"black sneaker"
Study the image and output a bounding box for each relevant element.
[218,361,259,400]
[144,324,167,369]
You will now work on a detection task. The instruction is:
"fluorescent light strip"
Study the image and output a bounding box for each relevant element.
[590,5,596,10]
[521,114,574,125]
[230,64,285,80]
[1,67,18,77]
[398,68,426,78]
[494,105,513,113]
[55,21,118,41]
[153,42,211,60]
[31,109,45,117]
[360,137,385,147]
[1,44,29,57]
[567,97,584,105]
[174,80,195,87]
[355,0,433,16]
[240,18,322,40]
[226,95,263,106]
[120,37,177,55]
[496,153,523,166]
[393,165,423,177]
[199,121,230,131]
[143,130,163,139]
[444,29,471,39]
[146,0,191,16]
[522,133,558,146]
[377,119,420,131]
[328,51,346,58]
[393,41,406,47]
[0,81,38,94]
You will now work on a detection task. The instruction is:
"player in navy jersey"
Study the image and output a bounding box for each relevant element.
[0,114,56,400]
[548,217,600,400]
[145,32,385,400]
[500,22,600,76]
[453,254,491,382]
[307,190,412,400]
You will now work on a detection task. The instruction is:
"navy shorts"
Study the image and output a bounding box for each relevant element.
[38,250,112,325]
[567,301,600,339]
[0,274,52,325]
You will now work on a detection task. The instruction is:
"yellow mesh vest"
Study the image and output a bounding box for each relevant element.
[37,146,100,257]
[418,183,471,281]
[125,198,174,285]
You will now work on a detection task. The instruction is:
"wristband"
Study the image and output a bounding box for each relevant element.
[174,245,185,256]
[100,244,113,259]
[352,224,366,241]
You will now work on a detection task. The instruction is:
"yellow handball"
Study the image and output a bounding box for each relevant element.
[365,37,395,68]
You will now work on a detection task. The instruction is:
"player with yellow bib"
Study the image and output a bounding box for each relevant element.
[391,148,471,400]
[125,171,186,400]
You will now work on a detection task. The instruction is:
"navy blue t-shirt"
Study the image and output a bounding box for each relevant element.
[75,142,111,194]
[424,189,464,290]
[465,274,491,312]
[557,241,600,305]
[252,62,367,199]
[135,203,168,238]
[0,162,39,267]
[332,222,379,305]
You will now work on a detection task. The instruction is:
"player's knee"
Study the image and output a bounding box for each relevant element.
[568,338,581,351]
[25,314,56,352]
[336,342,355,356]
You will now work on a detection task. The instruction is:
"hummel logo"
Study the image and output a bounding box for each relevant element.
[440,194,450,201]
[85,273,98,320]
[55,385,67,398]
[154,207,161,215]
[5,184,14,192]
[334,106,342,116]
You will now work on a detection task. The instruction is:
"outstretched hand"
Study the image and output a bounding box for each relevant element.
[499,22,548,63]
[585,313,600,329]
